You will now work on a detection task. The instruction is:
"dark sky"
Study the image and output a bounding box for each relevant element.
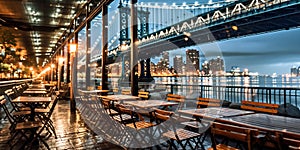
[215,28,300,75]
[115,0,300,75]
[165,28,300,75]
[139,0,300,75]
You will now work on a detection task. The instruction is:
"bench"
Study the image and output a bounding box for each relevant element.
[197,98,221,108]
[241,100,279,114]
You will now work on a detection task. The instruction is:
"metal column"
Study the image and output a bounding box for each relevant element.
[130,0,138,96]
[85,12,91,90]
[70,34,78,113]
[101,5,108,91]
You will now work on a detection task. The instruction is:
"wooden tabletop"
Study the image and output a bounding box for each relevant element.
[100,94,140,101]
[12,96,51,103]
[79,89,110,94]
[222,113,300,134]
[23,90,47,94]
[125,100,178,108]
[26,88,47,91]
[179,107,255,119]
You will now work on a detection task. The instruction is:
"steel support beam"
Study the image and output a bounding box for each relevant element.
[130,0,138,96]
[101,5,108,92]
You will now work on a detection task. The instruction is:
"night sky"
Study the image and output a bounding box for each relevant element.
[116,0,300,75]
[141,0,300,75]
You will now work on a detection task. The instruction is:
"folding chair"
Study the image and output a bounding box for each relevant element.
[209,122,257,150]
[100,98,119,116]
[276,131,300,150]
[164,93,186,111]
[0,97,49,149]
[153,109,204,150]
[35,95,59,139]
[114,104,138,125]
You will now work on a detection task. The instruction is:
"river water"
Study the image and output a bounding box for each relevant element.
[154,76,300,88]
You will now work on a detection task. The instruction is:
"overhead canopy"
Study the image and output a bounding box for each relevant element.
[0,0,87,67]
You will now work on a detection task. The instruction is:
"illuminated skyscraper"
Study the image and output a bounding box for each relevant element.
[186,49,200,73]
[173,55,183,74]
[209,56,225,75]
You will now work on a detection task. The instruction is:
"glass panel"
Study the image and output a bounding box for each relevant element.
[90,12,103,89]
[77,27,86,90]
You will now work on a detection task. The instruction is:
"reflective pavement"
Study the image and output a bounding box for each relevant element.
[0,100,125,150]
[0,100,211,150]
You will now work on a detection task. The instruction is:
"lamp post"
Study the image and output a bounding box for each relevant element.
[58,57,65,90]
[50,64,55,82]
[69,43,77,113]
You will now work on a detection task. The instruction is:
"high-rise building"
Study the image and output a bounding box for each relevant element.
[201,61,210,75]
[162,51,169,63]
[291,66,298,76]
[173,55,184,74]
[186,49,200,73]
[156,51,169,73]
[209,56,225,75]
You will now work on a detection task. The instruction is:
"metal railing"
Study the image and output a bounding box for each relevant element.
[155,83,300,108]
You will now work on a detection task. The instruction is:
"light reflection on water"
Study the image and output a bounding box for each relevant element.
[154,76,300,88]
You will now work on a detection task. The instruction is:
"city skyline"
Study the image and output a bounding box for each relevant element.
[134,0,300,75]
[151,27,300,76]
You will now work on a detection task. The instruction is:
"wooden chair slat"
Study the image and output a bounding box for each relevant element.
[241,100,279,114]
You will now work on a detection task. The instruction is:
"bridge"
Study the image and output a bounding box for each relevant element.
[137,0,300,58]
[99,0,300,61]
[76,0,299,84]
[73,0,300,87]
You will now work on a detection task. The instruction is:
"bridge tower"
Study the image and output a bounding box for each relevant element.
[118,0,154,85]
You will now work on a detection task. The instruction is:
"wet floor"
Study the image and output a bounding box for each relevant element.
[0,99,212,150]
[0,100,125,150]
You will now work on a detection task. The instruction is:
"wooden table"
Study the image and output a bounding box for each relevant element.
[79,89,109,95]
[12,96,52,120]
[222,113,300,134]
[26,88,47,91]
[125,100,178,108]
[23,90,48,96]
[100,94,140,101]
[179,107,255,119]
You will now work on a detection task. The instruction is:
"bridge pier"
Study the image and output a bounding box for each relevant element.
[139,58,154,82]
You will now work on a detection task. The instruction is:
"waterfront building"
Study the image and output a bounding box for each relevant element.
[291,66,298,76]
[230,66,242,76]
[186,49,200,74]
[173,55,184,74]
[201,61,210,75]
[208,56,225,75]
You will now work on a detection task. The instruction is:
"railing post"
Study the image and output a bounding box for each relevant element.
[284,89,287,110]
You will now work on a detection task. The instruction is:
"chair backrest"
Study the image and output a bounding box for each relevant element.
[241,100,279,114]
[121,89,131,95]
[138,91,150,100]
[0,96,17,126]
[276,131,300,150]
[153,109,174,124]
[47,96,59,118]
[166,94,185,110]
[3,93,20,112]
[47,86,56,97]
[166,94,185,103]
[115,104,132,115]
[197,98,221,108]
[210,122,257,150]
[5,88,18,100]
